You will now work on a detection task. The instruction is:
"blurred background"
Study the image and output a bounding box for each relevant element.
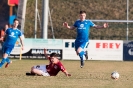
[0,0,133,40]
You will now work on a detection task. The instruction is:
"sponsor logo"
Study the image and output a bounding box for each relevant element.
[127,44,133,48]
[128,48,133,55]
[31,49,61,54]
[96,43,121,49]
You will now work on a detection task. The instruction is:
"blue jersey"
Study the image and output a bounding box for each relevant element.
[73,19,95,42]
[4,28,22,47]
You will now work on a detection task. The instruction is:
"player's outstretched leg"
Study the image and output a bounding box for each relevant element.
[0,58,6,68]
[79,51,84,68]
[80,60,84,68]
[84,51,88,60]
[5,58,12,68]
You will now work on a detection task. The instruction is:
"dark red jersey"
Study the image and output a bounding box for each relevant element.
[46,57,66,76]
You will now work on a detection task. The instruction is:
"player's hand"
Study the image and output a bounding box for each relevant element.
[67,73,71,77]
[103,23,109,28]
[44,48,46,51]
[21,46,24,50]
[63,22,68,27]
[0,38,3,41]
[44,48,47,52]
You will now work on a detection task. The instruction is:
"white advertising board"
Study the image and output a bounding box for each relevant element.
[63,39,123,61]
[87,40,123,61]
[63,39,79,60]
[11,38,63,55]
[10,39,123,61]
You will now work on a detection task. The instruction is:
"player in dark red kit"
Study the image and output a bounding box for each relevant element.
[26,49,71,76]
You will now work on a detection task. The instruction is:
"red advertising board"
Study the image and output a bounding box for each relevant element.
[8,0,19,6]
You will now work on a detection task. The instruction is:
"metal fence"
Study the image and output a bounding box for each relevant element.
[89,20,133,40]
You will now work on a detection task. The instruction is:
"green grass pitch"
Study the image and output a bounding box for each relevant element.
[0,59,133,88]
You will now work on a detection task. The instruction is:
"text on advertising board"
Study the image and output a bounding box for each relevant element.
[96,43,121,49]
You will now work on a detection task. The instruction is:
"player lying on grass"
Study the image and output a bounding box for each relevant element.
[26,49,71,76]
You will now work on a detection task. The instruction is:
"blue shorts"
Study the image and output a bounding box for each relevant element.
[75,41,89,51]
[2,45,14,55]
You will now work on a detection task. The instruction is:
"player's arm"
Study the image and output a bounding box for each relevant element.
[19,36,24,50]
[0,30,7,42]
[60,65,71,77]
[63,70,71,77]
[3,34,7,42]
[63,22,75,30]
[93,23,108,29]
[0,31,4,41]
[0,35,4,41]
[44,49,49,59]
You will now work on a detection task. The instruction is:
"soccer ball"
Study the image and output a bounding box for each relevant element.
[111,71,120,80]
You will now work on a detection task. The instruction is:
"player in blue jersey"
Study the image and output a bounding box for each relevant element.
[0,19,24,68]
[63,10,108,68]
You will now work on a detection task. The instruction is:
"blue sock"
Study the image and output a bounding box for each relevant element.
[6,57,10,63]
[79,51,84,62]
[0,58,6,67]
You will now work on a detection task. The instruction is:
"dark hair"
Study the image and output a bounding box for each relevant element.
[50,53,57,57]
[80,10,86,14]
[13,19,19,23]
